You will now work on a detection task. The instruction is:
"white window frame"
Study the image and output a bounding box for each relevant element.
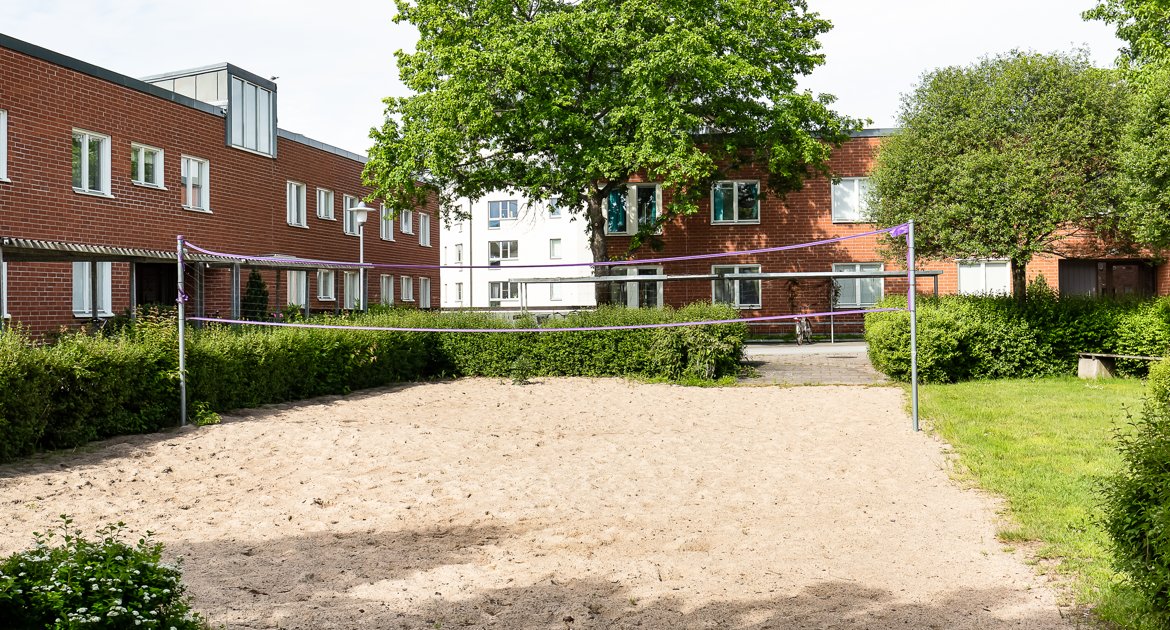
[380,206,395,241]
[316,188,335,220]
[401,276,414,302]
[343,271,361,309]
[0,109,7,182]
[71,261,113,317]
[181,155,210,212]
[831,177,871,223]
[454,282,463,303]
[229,76,275,156]
[489,281,520,302]
[72,129,112,196]
[454,243,464,264]
[419,277,431,309]
[419,213,431,246]
[401,208,414,235]
[605,183,662,236]
[1,260,7,319]
[317,269,336,301]
[710,180,760,224]
[489,240,519,265]
[833,262,884,307]
[130,143,164,188]
[343,195,361,236]
[487,200,518,229]
[548,197,562,218]
[550,282,562,301]
[609,265,664,308]
[286,270,307,307]
[380,274,394,305]
[549,238,562,260]
[957,259,1011,296]
[286,181,307,227]
[711,264,762,309]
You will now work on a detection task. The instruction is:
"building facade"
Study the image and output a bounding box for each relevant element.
[0,33,439,336]
[440,194,596,310]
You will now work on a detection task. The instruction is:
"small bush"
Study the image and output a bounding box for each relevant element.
[0,515,206,629]
[1101,360,1170,627]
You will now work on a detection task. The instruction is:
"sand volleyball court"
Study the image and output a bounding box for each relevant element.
[0,379,1070,629]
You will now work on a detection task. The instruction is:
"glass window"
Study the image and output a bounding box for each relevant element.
[832,262,884,307]
[548,197,562,218]
[379,206,394,241]
[401,209,414,234]
[488,200,518,228]
[455,282,463,302]
[229,76,275,155]
[608,185,660,234]
[286,181,307,227]
[380,274,394,305]
[489,240,519,265]
[181,156,210,211]
[72,130,111,194]
[343,271,361,309]
[550,282,562,301]
[635,185,657,230]
[712,265,762,308]
[343,195,361,235]
[831,177,871,223]
[454,243,464,264]
[317,188,334,220]
[958,260,1011,295]
[419,213,431,246]
[712,181,759,223]
[419,277,432,309]
[130,143,163,187]
[71,261,113,317]
[317,270,335,300]
[0,109,7,181]
[609,266,662,308]
[400,276,414,301]
[489,281,519,300]
[606,189,627,234]
[549,238,562,260]
[286,270,307,307]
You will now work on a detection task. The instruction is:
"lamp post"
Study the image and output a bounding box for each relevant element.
[352,202,372,311]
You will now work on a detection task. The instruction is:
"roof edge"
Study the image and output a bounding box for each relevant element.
[277,128,367,164]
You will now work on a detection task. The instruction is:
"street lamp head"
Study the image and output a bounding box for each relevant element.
[352,201,373,226]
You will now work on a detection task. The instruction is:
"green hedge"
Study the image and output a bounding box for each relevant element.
[865,292,1170,383]
[0,303,746,463]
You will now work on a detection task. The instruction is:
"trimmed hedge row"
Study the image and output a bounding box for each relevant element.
[0,304,746,462]
[865,291,1170,383]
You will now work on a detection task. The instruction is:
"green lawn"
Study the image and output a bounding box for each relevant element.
[921,377,1152,626]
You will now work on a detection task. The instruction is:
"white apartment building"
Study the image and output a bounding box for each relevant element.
[440,194,597,310]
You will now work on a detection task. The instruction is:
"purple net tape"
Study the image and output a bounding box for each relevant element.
[187,307,903,334]
[182,223,909,271]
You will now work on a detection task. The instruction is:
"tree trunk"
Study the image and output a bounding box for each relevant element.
[585,192,611,305]
[1011,258,1028,305]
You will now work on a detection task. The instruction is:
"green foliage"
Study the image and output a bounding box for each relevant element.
[1084,0,1170,67]
[869,51,1127,299]
[866,294,1170,383]
[241,268,269,321]
[366,0,862,265]
[0,327,52,462]
[1101,361,1170,628]
[0,515,206,629]
[1112,62,1170,248]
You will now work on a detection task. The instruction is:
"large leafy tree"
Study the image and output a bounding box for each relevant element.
[364,0,861,294]
[1084,0,1170,67]
[868,51,1126,302]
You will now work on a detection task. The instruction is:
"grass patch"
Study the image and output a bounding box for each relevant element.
[922,376,1154,626]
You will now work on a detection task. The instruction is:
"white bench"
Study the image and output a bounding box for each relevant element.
[1078,353,1162,379]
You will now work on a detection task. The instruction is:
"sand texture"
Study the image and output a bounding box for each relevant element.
[0,379,1071,629]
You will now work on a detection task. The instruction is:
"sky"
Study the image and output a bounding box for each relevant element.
[4,1,1126,156]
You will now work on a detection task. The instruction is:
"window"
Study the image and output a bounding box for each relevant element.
[550,282,562,301]
[380,274,394,305]
[454,244,464,264]
[0,109,7,181]
[489,281,519,301]
[343,271,361,309]
[831,177,871,223]
[712,265,762,308]
[549,238,562,260]
[606,184,660,235]
[1,261,7,319]
[343,195,361,235]
[286,270,307,307]
[712,181,759,223]
[130,143,164,188]
[548,197,562,218]
[488,200,518,228]
[419,277,432,309]
[71,261,113,317]
[317,188,335,220]
[454,282,463,303]
[379,206,395,241]
[72,129,111,195]
[833,262,884,307]
[958,260,1011,295]
[609,266,663,308]
[229,76,274,155]
[489,240,519,265]
[401,276,414,301]
[286,181,307,227]
[419,213,431,246]
[401,209,414,234]
[181,156,210,211]
[317,270,336,301]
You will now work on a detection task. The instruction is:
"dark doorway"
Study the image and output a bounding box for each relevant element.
[1058,259,1154,298]
[136,263,177,307]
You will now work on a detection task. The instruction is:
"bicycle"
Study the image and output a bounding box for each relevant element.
[794,316,813,345]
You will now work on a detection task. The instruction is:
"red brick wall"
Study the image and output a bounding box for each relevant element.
[0,43,439,335]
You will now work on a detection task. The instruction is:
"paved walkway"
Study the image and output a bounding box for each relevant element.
[741,341,890,385]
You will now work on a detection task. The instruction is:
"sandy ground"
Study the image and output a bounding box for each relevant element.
[0,379,1071,629]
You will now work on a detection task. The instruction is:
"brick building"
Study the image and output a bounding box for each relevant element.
[0,33,439,337]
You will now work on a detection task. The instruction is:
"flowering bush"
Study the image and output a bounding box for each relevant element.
[0,515,206,629]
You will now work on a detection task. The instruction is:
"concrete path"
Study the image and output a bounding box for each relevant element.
[741,341,890,385]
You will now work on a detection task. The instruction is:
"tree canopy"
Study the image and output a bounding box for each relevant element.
[363,0,862,270]
[868,51,1127,300]
[1084,0,1170,67]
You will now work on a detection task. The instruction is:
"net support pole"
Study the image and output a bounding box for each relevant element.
[907,221,920,432]
[177,235,188,428]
